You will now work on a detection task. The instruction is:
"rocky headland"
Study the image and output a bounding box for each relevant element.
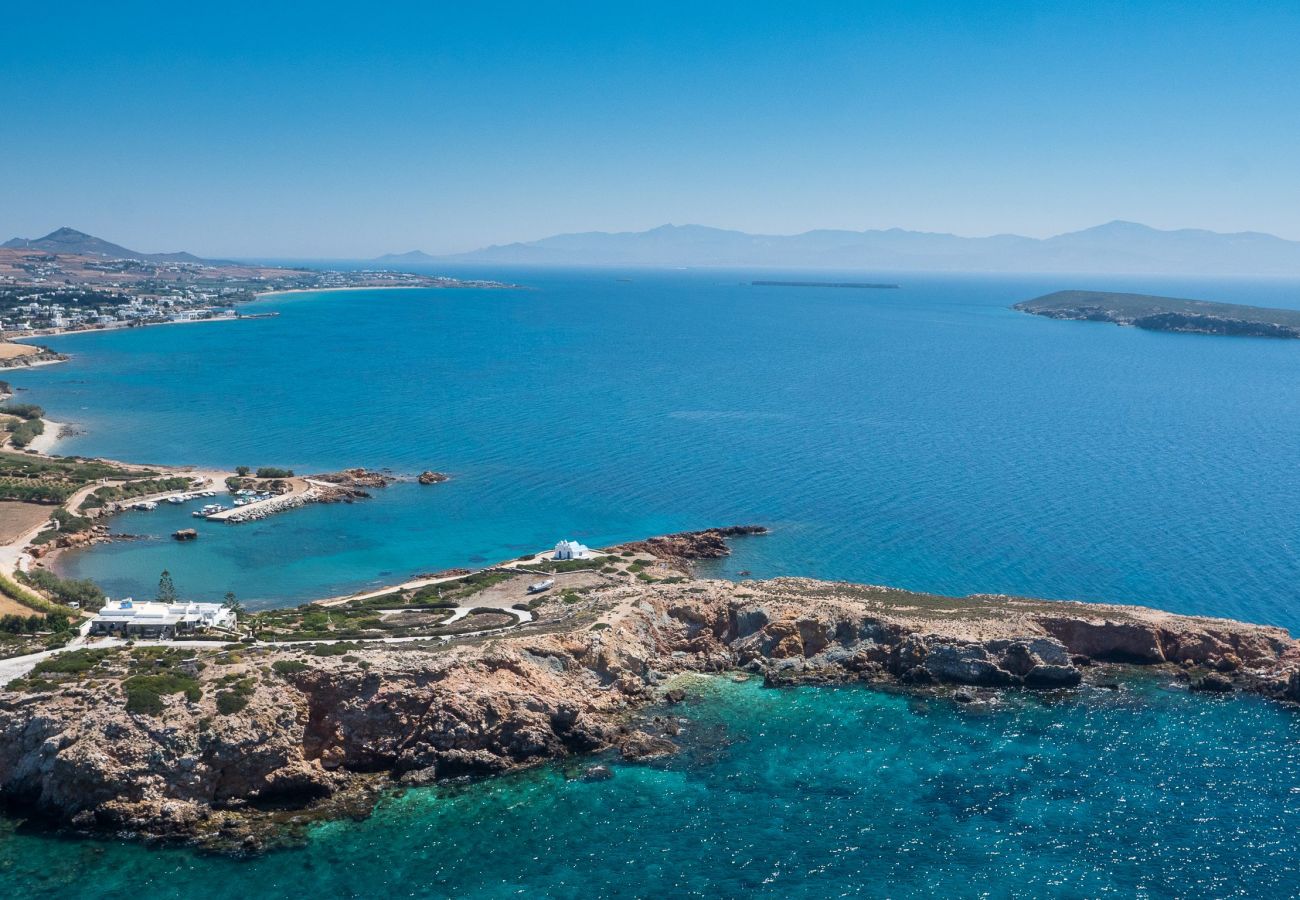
[2,532,1299,851]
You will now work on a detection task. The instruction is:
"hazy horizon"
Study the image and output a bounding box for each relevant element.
[5,1,1300,257]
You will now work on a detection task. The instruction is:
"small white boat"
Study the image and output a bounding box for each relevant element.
[167,496,184,504]
[527,579,555,594]
[133,501,158,511]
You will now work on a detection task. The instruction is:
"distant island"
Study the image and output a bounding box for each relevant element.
[1014,290,1300,339]
[752,280,900,289]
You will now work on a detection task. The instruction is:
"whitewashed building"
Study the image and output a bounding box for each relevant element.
[89,599,236,640]
[553,539,592,560]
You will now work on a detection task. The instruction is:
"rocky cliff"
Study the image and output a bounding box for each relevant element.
[1,573,1298,849]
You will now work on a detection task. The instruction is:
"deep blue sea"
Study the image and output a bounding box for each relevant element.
[4,267,1300,897]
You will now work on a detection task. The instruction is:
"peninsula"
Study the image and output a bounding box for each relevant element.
[1014,290,1300,338]
[2,526,1299,852]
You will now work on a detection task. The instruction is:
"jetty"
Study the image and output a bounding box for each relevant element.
[207,484,316,522]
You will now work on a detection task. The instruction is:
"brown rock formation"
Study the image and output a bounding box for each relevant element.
[417,471,449,485]
[311,468,394,489]
[1,569,1298,848]
[617,525,768,563]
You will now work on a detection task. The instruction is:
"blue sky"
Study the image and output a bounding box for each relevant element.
[3,1,1298,257]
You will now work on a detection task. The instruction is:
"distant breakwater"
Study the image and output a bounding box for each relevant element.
[752,280,900,289]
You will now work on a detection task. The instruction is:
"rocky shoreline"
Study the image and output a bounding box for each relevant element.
[1,533,1298,852]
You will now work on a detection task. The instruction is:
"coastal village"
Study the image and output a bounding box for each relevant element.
[0,227,508,339]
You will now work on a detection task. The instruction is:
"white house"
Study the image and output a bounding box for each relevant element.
[89,599,236,640]
[553,539,592,560]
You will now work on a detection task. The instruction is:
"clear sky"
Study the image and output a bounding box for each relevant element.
[3,1,1299,257]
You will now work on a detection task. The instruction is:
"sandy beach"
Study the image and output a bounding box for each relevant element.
[24,418,67,455]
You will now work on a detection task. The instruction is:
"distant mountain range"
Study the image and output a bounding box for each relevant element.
[2,227,211,264]
[394,221,1300,275]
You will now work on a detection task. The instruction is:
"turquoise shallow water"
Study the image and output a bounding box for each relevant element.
[5,677,1300,899]
[13,268,1300,626]
[4,268,1300,896]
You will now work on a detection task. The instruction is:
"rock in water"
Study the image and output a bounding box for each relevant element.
[418,471,449,485]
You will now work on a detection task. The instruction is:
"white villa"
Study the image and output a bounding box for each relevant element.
[89,599,237,640]
[553,539,592,560]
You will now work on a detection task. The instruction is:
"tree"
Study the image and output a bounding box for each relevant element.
[157,570,177,604]
[223,591,246,618]
[235,466,250,477]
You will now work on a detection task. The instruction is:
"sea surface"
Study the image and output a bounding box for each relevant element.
[4,267,1300,897]
[5,676,1300,899]
[15,268,1300,627]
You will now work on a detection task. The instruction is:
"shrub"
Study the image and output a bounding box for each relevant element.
[215,677,256,714]
[255,467,294,479]
[0,402,44,420]
[216,691,249,714]
[272,659,309,675]
[310,642,359,657]
[7,418,44,448]
[0,613,46,634]
[33,649,107,675]
[123,672,202,715]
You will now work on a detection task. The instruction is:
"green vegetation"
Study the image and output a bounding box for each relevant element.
[439,569,514,599]
[0,452,149,504]
[215,677,255,715]
[124,672,202,715]
[309,642,359,656]
[532,557,607,574]
[30,507,95,545]
[33,648,110,676]
[0,571,78,616]
[78,476,192,510]
[235,466,251,476]
[0,628,72,660]
[0,451,142,482]
[0,612,57,633]
[1015,290,1300,337]
[157,570,178,603]
[255,467,294,479]
[18,568,106,611]
[7,417,44,448]
[0,402,44,420]
[0,479,77,504]
[272,659,309,675]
